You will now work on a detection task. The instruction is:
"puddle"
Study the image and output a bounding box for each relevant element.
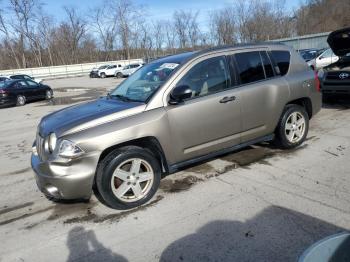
[221,147,274,166]
[57,88,91,92]
[63,195,163,224]
[186,163,215,174]
[160,176,204,193]
[39,88,106,106]
[47,96,96,105]
[47,200,98,221]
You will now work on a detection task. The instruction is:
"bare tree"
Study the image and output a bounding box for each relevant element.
[173,10,200,49]
[152,20,165,56]
[112,0,140,60]
[89,5,118,60]
[209,7,236,45]
[164,20,177,53]
[60,6,86,64]
[0,6,21,68]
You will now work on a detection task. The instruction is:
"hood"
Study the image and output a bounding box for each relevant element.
[327,27,350,57]
[39,97,145,137]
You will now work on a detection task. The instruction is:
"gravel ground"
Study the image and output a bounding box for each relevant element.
[0,76,349,262]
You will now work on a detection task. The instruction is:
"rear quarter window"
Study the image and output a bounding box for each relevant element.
[234,51,265,84]
[270,51,291,76]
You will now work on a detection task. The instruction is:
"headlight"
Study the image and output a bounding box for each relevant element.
[48,133,57,153]
[58,140,84,158]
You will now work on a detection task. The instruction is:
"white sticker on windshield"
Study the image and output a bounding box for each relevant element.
[160,63,179,70]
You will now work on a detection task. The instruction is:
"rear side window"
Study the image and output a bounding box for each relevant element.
[235,51,265,84]
[270,51,290,76]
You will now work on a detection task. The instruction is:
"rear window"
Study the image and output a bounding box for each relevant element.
[270,51,290,76]
[234,51,265,84]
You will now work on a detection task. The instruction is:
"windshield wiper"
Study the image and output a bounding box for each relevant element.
[110,94,143,103]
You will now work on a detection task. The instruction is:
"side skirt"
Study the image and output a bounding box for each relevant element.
[168,134,274,174]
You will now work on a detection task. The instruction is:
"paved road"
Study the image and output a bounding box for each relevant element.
[0,77,349,261]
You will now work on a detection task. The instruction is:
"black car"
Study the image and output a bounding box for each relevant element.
[89,65,109,78]
[319,27,350,98]
[0,79,53,107]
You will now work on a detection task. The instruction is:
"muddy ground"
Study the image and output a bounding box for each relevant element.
[0,76,350,262]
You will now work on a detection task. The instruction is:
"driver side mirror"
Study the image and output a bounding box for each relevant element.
[169,85,192,105]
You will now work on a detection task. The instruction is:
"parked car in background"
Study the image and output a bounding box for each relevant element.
[9,74,43,84]
[98,64,123,78]
[308,48,339,70]
[299,49,320,62]
[318,27,350,98]
[90,65,109,78]
[31,43,321,210]
[0,79,53,107]
[115,63,143,78]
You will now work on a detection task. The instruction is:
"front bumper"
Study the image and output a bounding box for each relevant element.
[89,71,99,78]
[31,152,99,200]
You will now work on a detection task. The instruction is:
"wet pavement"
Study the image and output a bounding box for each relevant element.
[0,76,350,261]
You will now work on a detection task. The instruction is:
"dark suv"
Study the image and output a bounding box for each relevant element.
[319,27,350,97]
[32,43,322,209]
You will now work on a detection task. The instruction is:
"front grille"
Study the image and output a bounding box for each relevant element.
[326,71,350,80]
[36,133,46,161]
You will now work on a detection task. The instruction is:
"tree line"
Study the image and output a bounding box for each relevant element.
[0,0,349,70]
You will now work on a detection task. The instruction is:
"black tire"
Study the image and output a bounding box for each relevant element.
[116,72,123,78]
[95,146,161,210]
[100,73,106,78]
[45,90,53,100]
[16,95,26,106]
[275,104,309,149]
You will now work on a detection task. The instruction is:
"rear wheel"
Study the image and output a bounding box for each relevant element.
[95,146,161,210]
[100,73,106,78]
[275,104,309,149]
[16,95,26,106]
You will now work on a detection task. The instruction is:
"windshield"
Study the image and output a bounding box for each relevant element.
[110,61,180,102]
[99,65,108,69]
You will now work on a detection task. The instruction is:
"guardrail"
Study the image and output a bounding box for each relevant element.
[0,59,144,80]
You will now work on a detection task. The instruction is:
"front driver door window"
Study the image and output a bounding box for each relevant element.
[165,56,243,163]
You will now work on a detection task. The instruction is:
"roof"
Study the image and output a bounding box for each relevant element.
[151,42,289,65]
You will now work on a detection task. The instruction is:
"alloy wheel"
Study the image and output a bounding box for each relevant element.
[285,112,306,143]
[110,158,154,203]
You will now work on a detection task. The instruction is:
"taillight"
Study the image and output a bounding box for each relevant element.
[0,89,8,94]
[314,72,321,92]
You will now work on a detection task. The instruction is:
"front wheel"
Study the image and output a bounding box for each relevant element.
[275,104,309,149]
[45,90,53,100]
[95,146,161,210]
[100,73,106,78]
[115,72,123,78]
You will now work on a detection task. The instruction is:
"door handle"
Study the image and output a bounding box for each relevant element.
[219,96,236,103]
